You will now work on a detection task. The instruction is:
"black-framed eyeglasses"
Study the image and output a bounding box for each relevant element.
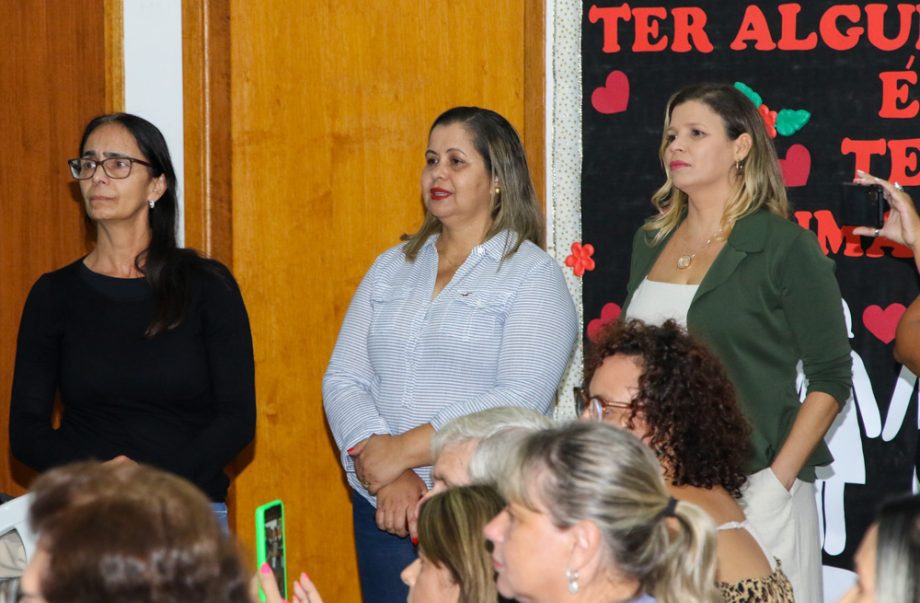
[573,387,634,421]
[67,156,152,180]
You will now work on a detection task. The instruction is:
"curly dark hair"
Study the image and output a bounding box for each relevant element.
[585,319,751,498]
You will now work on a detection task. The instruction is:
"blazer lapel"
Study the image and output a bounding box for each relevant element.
[693,244,747,303]
[628,229,670,294]
[693,210,770,304]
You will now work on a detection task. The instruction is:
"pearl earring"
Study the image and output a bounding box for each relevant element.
[565,568,579,594]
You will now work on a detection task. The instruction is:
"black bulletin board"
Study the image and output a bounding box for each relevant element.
[580,0,920,574]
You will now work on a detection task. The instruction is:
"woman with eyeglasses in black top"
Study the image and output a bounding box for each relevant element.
[9,114,255,529]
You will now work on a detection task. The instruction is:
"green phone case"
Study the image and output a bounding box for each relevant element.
[255,499,287,602]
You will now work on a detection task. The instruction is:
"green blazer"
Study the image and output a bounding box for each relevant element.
[624,210,853,480]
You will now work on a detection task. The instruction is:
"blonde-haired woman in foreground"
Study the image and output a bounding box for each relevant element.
[484,421,721,603]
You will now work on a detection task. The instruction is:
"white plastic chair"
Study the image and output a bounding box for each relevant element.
[0,494,35,563]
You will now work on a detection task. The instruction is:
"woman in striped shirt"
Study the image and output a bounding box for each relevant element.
[323,106,577,602]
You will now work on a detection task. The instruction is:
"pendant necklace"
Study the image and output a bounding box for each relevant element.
[676,229,725,270]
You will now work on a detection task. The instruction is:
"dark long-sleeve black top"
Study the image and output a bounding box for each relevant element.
[9,258,256,501]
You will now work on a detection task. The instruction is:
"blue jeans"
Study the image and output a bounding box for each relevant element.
[211,502,229,534]
[352,493,416,602]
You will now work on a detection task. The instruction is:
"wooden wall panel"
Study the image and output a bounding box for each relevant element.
[524,0,546,206]
[183,0,233,265]
[0,1,108,494]
[228,1,538,600]
[104,0,124,113]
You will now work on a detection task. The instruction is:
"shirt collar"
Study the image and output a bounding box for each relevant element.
[480,230,516,260]
[421,230,516,261]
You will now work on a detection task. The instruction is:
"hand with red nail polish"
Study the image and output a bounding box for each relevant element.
[408,492,428,543]
[292,571,324,603]
[347,439,368,456]
[257,562,287,603]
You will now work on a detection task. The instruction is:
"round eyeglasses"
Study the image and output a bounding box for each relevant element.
[573,387,634,421]
[68,156,152,180]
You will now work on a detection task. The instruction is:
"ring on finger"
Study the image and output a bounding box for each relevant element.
[894,182,904,192]
[874,228,881,237]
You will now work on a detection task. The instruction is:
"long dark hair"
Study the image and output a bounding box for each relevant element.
[80,113,203,337]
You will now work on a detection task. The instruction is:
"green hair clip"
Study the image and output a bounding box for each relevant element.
[734,81,810,138]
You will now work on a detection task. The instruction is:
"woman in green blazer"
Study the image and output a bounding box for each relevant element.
[622,83,852,603]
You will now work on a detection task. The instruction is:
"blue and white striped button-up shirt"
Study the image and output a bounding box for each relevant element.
[323,231,578,504]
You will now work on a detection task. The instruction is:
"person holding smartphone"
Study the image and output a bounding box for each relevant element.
[258,486,508,603]
[852,171,920,374]
[621,83,852,603]
[323,106,577,602]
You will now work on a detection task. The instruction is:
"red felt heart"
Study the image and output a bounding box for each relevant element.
[862,303,906,344]
[591,71,629,115]
[778,144,811,188]
[587,302,622,343]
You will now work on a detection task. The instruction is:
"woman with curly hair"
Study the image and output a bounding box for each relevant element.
[578,319,794,602]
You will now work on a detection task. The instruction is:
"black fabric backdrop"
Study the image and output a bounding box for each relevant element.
[580,1,920,570]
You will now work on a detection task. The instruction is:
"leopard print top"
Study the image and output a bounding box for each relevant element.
[718,563,795,603]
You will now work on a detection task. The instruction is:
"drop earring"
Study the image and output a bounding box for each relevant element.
[148,199,156,209]
[565,568,579,594]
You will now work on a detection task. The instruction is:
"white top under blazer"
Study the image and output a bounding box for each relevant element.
[625,277,699,327]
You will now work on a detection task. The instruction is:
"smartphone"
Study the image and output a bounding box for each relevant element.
[255,500,287,602]
[839,183,888,228]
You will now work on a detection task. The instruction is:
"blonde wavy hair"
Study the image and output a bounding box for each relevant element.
[402,106,544,260]
[646,83,788,243]
[498,421,721,603]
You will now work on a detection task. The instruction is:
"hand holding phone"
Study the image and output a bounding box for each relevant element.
[255,500,286,602]
[258,567,325,603]
[839,183,888,229]
[850,171,920,259]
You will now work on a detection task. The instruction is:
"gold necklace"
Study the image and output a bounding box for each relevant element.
[676,230,725,270]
